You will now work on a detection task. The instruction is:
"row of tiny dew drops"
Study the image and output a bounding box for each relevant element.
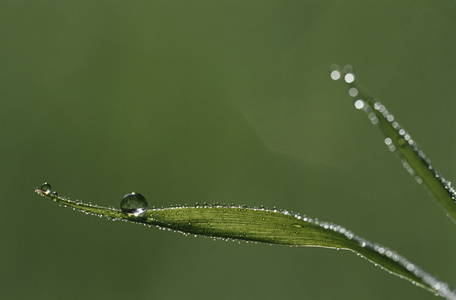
[329,64,456,202]
[330,65,403,151]
[39,182,149,217]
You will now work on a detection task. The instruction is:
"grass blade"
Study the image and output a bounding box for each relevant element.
[35,185,456,299]
[330,64,456,222]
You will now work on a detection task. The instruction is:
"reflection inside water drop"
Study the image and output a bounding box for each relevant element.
[120,192,148,216]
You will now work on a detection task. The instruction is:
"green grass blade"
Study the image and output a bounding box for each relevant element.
[330,65,456,222]
[35,186,456,299]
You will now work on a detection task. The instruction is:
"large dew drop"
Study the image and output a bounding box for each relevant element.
[120,192,148,216]
[40,182,52,193]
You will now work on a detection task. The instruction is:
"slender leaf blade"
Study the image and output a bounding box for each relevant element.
[330,65,456,222]
[35,187,456,299]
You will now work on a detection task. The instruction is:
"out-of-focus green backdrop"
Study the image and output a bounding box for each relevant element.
[1,1,456,299]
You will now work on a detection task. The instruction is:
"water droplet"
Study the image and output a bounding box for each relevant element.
[120,192,148,216]
[331,71,340,80]
[368,112,378,124]
[329,64,341,80]
[329,64,339,71]
[330,70,341,80]
[406,263,415,271]
[354,100,364,109]
[348,87,358,97]
[40,182,52,193]
[384,137,396,151]
[344,73,355,83]
[415,176,423,184]
[343,65,353,73]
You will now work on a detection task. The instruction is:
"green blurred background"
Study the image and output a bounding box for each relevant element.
[1,1,456,299]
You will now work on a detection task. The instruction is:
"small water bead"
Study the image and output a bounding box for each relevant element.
[343,65,353,73]
[329,64,341,80]
[344,73,355,83]
[348,87,358,97]
[384,137,395,151]
[354,100,364,109]
[40,182,52,193]
[368,112,379,125]
[330,70,341,80]
[401,160,415,176]
[406,263,415,271]
[415,176,423,184]
[120,192,148,216]
[329,64,340,71]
